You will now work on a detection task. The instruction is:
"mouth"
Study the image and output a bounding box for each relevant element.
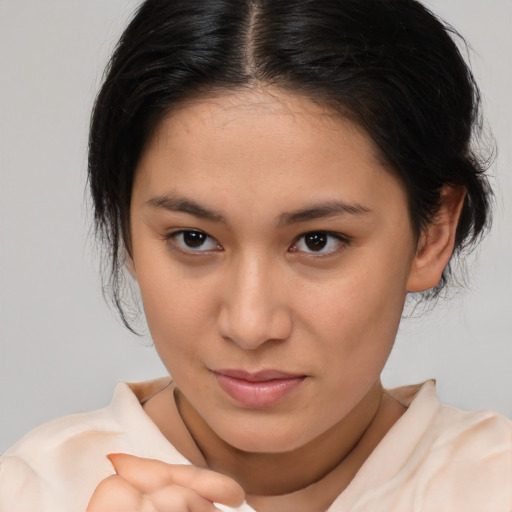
[211,369,306,408]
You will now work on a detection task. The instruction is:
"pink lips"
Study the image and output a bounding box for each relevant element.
[212,369,305,408]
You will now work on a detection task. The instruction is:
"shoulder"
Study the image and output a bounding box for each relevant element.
[414,390,512,510]
[0,406,118,512]
[432,401,512,452]
[389,380,512,454]
[0,379,175,512]
[371,381,512,511]
[1,381,138,466]
[426,404,511,497]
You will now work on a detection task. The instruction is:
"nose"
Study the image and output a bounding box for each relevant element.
[217,255,293,350]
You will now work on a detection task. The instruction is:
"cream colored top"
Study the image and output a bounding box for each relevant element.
[0,379,511,512]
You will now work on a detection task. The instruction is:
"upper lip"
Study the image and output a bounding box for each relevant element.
[212,369,305,382]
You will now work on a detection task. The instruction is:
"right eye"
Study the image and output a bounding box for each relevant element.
[166,230,222,254]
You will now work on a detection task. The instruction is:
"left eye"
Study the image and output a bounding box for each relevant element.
[166,230,222,253]
[290,231,348,255]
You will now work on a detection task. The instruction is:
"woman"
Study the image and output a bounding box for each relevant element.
[1,1,510,511]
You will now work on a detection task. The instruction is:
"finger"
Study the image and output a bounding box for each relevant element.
[87,474,144,512]
[149,484,216,512]
[108,454,245,507]
[87,474,214,512]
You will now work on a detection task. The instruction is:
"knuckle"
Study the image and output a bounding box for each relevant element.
[87,474,144,512]
[150,484,213,512]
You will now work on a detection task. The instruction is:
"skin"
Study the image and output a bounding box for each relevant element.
[89,88,465,512]
[87,454,245,512]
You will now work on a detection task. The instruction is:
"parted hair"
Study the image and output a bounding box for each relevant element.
[88,0,492,329]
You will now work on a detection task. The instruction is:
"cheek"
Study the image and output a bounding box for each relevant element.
[308,264,407,338]
[140,286,205,382]
[136,264,199,341]
[303,253,410,372]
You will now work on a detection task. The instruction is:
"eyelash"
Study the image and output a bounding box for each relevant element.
[164,230,222,254]
[289,231,351,257]
[164,229,351,257]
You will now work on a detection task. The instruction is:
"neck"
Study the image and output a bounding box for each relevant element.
[176,381,391,497]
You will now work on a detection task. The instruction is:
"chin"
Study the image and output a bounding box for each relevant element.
[229,435,302,454]
[215,419,313,454]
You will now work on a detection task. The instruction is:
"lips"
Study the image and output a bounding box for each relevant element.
[212,369,306,408]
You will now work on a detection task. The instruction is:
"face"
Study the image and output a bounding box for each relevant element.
[129,89,418,453]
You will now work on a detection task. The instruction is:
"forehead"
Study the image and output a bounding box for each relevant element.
[133,88,407,219]
[153,88,373,153]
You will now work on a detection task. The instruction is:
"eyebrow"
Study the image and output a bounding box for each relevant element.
[145,195,227,223]
[145,194,371,225]
[277,201,371,226]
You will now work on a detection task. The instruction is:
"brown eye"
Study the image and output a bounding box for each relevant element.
[290,231,349,256]
[304,232,328,251]
[183,230,207,248]
[166,229,222,253]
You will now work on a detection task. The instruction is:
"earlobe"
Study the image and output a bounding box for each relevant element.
[125,252,137,278]
[407,185,466,292]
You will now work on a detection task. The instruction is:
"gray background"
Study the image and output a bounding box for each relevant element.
[1,0,511,452]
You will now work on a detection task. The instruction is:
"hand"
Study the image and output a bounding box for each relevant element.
[87,453,245,512]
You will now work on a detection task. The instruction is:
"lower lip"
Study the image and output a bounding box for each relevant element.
[213,373,305,408]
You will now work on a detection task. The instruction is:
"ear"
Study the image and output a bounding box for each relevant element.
[125,251,137,278]
[407,185,466,292]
